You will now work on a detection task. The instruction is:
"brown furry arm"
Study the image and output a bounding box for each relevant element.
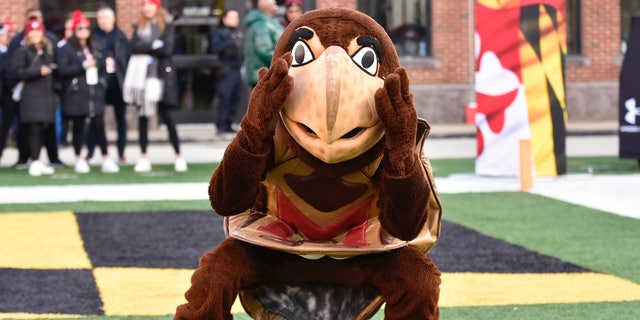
[208,53,293,216]
[374,67,429,240]
[377,154,430,240]
[208,126,272,216]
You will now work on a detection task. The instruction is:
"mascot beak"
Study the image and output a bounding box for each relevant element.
[282,45,385,164]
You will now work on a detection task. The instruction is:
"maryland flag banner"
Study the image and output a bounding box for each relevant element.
[619,15,640,159]
[475,0,567,176]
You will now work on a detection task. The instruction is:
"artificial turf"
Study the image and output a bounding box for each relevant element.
[3,208,638,319]
[440,192,640,284]
[1,156,638,319]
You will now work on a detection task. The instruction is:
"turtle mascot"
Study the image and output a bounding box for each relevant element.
[175,7,442,320]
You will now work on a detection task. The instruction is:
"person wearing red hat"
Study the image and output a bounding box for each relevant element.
[56,10,120,174]
[1,9,64,170]
[282,0,304,27]
[124,0,187,172]
[9,18,58,176]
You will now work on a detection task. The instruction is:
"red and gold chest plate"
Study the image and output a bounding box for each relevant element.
[225,119,442,258]
[225,143,408,258]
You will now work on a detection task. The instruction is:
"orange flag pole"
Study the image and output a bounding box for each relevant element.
[519,139,533,192]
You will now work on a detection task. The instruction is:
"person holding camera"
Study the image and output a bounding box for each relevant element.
[56,10,119,174]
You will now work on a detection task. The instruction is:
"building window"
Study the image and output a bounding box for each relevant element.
[621,0,640,54]
[565,0,581,55]
[358,0,431,57]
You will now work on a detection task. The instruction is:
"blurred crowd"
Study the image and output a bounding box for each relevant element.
[0,0,305,176]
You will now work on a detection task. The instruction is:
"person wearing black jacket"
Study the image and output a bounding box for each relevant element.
[124,0,186,173]
[86,6,130,163]
[0,22,12,155]
[0,22,10,100]
[10,19,57,176]
[1,9,63,169]
[209,9,244,135]
[56,10,119,174]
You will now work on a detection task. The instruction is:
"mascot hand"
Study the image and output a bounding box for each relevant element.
[375,67,418,175]
[242,53,293,136]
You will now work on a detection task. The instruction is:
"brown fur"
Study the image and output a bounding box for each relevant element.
[177,8,440,319]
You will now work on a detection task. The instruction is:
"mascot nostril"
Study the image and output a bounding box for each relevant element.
[175,7,443,320]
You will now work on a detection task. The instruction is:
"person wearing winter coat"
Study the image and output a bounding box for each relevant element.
[209,9,244,135]
[0,22,13,162]
[10,19,57,176]
[86,5,130,163]
[56,10,119,174]
[124,0,186,173]
[3,9,64,170]
[243,0,284,87]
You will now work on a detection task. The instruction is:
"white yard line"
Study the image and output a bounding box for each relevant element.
[530,174,640,220]
[0,183,209,204]
[436,173,640,220]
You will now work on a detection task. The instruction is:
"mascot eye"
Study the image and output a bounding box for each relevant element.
[291,40,315,66]
[298,123,318,137]
[341,128,364,139]
[351,47,379,76]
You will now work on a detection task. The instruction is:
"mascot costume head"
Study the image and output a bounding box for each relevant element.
[176,7,442,320]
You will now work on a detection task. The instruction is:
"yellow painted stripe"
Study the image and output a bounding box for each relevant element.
[440,272,640,307]
[94,267,191,316]
[92,267,245,316]
[0,211,92,269]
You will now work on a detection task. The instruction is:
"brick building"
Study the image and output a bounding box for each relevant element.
[0,0,627,124]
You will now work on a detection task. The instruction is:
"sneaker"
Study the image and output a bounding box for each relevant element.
[50,161,67,169]
[101,158,120,173]
[134,158,152,173]
[28,160,54,176]
[174,157,188,172]
[41,163,55,175]
[13,161,29,170]
[74,159,91,174]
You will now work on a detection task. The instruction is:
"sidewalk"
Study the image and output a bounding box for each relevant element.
[0,121,622,167]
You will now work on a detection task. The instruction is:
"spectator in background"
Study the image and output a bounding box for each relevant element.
[0,20,10,67]
[55,17,74,148]
[244,0,284,88]
[58,18,74,47]
[10,19,57,176]
[124,0,186,173]
[282,0,304,27]
[209,9,243,135]
[56,10,119,174]
[3,9,63,169]
[87,6,130,164]
[0,21,13,159]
